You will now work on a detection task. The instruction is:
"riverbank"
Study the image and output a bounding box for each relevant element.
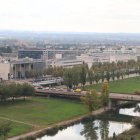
[0,97,89,139]
[8,107,110,140]
[109,127,140,140]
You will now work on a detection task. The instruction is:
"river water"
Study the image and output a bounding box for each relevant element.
[37,104,140,140]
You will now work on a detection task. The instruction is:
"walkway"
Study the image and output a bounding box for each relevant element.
[0,116,38,127]
[110,93,140,102]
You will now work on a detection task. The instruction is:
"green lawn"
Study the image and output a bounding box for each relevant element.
[0,97,88,138]
[84,76,140,94]
[0,119,32,139]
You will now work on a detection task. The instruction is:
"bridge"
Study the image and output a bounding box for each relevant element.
[35,89,85,99]
[35,89,140,103]
[109,93,140,102]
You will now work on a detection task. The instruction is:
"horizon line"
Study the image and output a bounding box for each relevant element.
[1,29,140,34]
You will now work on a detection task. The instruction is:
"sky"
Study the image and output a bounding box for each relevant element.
[0,0,140,33]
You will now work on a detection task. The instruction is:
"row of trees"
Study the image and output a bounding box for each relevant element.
[0,83,35,101]
[18,59,140,88]
[64,60,140,88]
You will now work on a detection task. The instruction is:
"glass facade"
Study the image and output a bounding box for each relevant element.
[18,50,44,59]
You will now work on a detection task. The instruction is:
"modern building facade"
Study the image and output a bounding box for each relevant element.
[18,49,80,60]
[10,58,47,79]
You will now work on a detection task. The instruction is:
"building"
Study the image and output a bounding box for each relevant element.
[18,49,80,60]
[51,59,83,68]
[10,58,48,79]
[77,52,137,68]
[0,62,10,80]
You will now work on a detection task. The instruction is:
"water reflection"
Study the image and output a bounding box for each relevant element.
[99,120,109,140]
[81,121,98,140]
[119,103,140,116]
[37,120,131,140]
[37,103,139,140]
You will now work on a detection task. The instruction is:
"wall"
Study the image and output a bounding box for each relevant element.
[0,63,10,80]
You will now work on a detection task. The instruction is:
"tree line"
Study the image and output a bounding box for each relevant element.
[63,60,140,88]
[0,83,35,102]
[24,59,140,88]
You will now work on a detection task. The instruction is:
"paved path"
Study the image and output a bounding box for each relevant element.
[0,116,38,127]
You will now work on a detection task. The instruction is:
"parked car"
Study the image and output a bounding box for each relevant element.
[74,88,81,92]
[43,87,49,90]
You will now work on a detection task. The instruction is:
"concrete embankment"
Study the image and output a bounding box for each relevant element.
[8,107,110,140]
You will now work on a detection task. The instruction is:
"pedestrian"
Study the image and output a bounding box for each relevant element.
[113,132,116,140]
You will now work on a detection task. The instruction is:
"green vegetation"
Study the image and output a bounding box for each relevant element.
[132,117,140,129]
[110,128,140,140]
[0,119,32,140]
[0,83,35,101]
[0,121,12,140]
[80,90,100,111]
[101,82,109,106]
[81,82,109,111]
[84,77,140,94]
[63,63,88,88]
[0,97,88,138]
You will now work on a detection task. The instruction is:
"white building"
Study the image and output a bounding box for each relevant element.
[0,63,10,80]
[77,52,137,68]
[51,59,83,68]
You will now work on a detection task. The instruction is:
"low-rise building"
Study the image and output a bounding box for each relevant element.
[51,59,83,68]
[0,62,10,80]
[10,58,47,79]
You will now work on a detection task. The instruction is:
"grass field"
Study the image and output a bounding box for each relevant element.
[84,76,140,94]
[0,119,32,139]
[0,97,88,138]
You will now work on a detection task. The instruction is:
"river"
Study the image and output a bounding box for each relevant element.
[37,103,140,140]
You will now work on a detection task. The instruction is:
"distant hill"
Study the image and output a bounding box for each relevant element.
[1,30,140,45]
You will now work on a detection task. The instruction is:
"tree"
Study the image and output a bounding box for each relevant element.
[21,83,35,101]
[63,68,73,89]
[0,121,12,140]
[132,117,140,129]
[116,71,120,80]
[72,67,81,88]
[88,69,93,85]
[80,63,87,87]
[8,82,17,101]
[80,90,99,111]
[94,73,100,84]
[101,72,105,83]
[106,71,110,82]
[111,70,115,81]
[101,82,109,107]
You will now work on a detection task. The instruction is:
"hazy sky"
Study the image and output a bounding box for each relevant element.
[0,0,140,33]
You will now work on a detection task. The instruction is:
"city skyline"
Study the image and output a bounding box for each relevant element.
[0,0,140,33]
